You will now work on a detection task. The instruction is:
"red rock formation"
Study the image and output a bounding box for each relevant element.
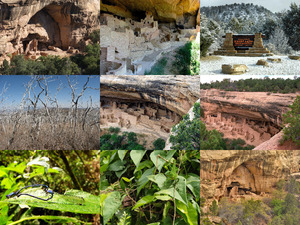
[201,89,298,146]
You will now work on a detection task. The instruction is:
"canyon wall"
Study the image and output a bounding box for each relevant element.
[100,0,200,24]
[0,0,100,57]
[200,89,297,146]
[100,75,200,142]
[200,150,300,208]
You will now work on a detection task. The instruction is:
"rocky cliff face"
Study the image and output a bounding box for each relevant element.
[100,0,199,75]
[200,150,300,208]
[0,0,100,56]
[100,0,199,24]
[100,75,200,143]
[200,89,297,146]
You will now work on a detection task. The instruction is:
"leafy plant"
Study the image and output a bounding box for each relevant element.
[100,150,200,224]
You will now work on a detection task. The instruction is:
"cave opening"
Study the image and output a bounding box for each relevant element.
[24,2,80,51]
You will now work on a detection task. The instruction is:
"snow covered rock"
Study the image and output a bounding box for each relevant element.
[289,56,300,60]
[221,64,248,74]
[256,59,268,66]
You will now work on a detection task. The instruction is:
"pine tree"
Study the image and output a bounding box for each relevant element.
[282,3,300,51]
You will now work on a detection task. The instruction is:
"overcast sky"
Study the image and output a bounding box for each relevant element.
[200,75,300,84]
[201,0,297,12]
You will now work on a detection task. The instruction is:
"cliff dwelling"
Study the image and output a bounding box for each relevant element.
[200,89,297,148]
[100,0,200,75]
[203,111,281,146]
[100,98,182,146]
[0,0,100,63]
[100,75,200,148]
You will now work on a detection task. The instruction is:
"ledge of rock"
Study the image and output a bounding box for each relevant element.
[100,75,200,144]
[101,75,200,115]
[100,0,200,24]
[200,89,297,146]
[200,150,300,207]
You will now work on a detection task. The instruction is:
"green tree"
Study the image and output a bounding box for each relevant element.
[170,102,200,150]
[281,96,300,146]
[153,138,165,150]
[282,3,300,50]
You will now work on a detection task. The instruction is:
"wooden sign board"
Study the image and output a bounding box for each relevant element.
[233,35,255,49]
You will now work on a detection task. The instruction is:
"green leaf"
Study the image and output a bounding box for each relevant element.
[118,150,128,161]
[115,165,129,178]
[176,200,198,225]
[7,215,91,225]
[134,160,153,174]
[155,195,172,201]
[1,178,13,189]
[101,191,122,225]
[122,177,134,183]
[176,176,188,206]
[137,167,155,196]
[186,174,200,201]
[108,160,126,171]
[0,169,7,178]
[25,166,45,179]
[130,150,146,167]
[148,223,160,225]
[132,195,155,210]
[3,188,100,214]
[154,188,187,206]
[150,151,176,172]
[4,162,27,174]
[147,174,167,189]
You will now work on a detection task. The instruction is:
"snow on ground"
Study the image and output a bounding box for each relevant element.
[200,55,300,75]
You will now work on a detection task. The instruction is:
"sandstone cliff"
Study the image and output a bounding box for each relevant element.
[100,75,200,144]
[200,150,300,208]
[101,75,200,115]
[100,0,199,24]
[0,0,100,56]
[201,89,298,146]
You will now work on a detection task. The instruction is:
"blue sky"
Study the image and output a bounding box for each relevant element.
[200,75,300,84]
[0,75,100,110]
[201,0,297,12]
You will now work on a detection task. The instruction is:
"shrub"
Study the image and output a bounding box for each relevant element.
[153,138,166,150]
[200,34,213,57]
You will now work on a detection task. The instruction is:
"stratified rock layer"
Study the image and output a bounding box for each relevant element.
[0,0,100,55]
[100,0,200,23]
[101,75,200,116]
[200,150,300,207]
[100,75,200,143]
[200,89,297,146]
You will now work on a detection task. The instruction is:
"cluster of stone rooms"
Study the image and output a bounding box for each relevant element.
[203,112,280,146]
[0,1,99,64]
[100,99,181,140]
[100,11,198,75]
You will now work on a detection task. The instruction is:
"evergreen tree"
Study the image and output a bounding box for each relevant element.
[282,96,300,146]
[282,3,300,50]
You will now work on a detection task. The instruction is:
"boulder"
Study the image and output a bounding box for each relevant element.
[222,64,248,74]
[289,56,300,60]
[267,58,281,62]
[256,59,268,66]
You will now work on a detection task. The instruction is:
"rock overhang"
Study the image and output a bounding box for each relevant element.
[100,0,200,24]
[100,75,200,116]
